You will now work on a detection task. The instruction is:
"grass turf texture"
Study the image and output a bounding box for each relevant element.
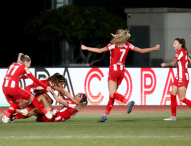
[0,113,191,146]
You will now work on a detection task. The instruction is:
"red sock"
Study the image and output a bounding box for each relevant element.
[182,97,191,108]
[113,92,127,104]
[170,94,177,117]
[31,97,48,114]
[25,104,35,111]
[14,113,28,119]
[6,103,19,118]
[104,96,115,115]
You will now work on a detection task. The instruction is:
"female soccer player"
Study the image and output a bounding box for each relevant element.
[1,53,54,123]
[13,92,88,122]
[161,38,191,121]
[16,72,74,116]
[81,29,160,122]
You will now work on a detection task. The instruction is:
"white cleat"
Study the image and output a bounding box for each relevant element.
[45,111,53,119]
[52,109,58,115]
[163,116,176,121]
[1,115,12,123]
[16,109,28,116]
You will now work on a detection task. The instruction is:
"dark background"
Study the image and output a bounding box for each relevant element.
[0,0,190,67]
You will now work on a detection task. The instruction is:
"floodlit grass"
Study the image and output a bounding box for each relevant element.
[0,112,191,146]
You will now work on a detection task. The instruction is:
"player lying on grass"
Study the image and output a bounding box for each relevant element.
[9,92,88,122]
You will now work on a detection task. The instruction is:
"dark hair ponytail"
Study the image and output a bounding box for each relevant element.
[175,38,190,57]
[48,73,65,86]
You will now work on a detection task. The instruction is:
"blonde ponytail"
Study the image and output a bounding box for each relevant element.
[111,29,131,45]
[17,53,24,63]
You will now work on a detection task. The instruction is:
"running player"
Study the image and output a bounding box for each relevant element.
[161,38,191,121]
[81,29,160,122]
[1,53,54,123]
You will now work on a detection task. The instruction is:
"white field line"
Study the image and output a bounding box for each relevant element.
[0,136,185,139]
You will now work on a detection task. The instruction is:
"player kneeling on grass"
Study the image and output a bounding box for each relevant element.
[10,92,88,122]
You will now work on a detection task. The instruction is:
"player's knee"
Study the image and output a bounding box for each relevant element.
[179,97,185,102]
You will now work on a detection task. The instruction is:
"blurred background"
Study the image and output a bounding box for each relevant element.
[0,0,190,68]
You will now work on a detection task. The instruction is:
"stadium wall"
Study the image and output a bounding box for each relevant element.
[0,67,190,107]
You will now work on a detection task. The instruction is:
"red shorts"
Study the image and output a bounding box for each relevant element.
[108,69,124,85]
[3,87,31,104]
[173,79,189,88]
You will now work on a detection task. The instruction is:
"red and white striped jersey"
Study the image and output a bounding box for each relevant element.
[3,62,47,89]
[106,42,135,71]
[53,101,79,122]
[174,48,189,81]
[3,63,32,88]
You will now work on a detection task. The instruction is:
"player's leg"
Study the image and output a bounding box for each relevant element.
[97,79,118,122]
[97,96,115,123]
[111,72,135,114]
[22,90,53,119]
[16,100,34,118]
[179,86,191,107]
[164,85,178,121]
[1,94,20,123]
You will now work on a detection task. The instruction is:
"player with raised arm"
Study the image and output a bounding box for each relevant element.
[161,38,191,121]
[81,29,160,122]
[1,53,54,123]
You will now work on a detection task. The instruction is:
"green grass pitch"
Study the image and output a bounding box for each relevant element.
[0,112,191,146]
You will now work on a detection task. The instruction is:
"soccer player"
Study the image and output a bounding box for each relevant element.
[1,53,54,123]
[161,38,191,121]
[16,72,74,116]
[13,92,88,122]
[81,29,160,122]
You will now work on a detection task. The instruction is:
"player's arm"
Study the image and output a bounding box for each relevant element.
[161,59,177,67]
[81,45,108,53]
[20,74,29,79]
[27,73,53,92]
[133,44,160,53]
[52,85,75,101]
[51,92,68,107]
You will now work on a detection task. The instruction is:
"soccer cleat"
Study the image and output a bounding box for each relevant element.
[1,115,13,123]
[45,111,53,119]
[97,115,107,123]
[16,109,28,116]
[127,101,135,114]
[52,109,58,115]
[3,110,15,121]
[163,116,176,121]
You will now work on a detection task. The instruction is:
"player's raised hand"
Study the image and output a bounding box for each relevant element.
[81,45,87,50]
[161,63,166,67]
[154,44,160,51]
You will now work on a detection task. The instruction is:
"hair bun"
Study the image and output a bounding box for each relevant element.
[181,38,185,42]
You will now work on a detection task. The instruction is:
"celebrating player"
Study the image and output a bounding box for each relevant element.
[1,53,54,123]
[161,38,191,121]
[12,92,88,122]
[81,29,160,122]
[16,72,74,116]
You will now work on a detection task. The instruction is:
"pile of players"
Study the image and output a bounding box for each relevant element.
[2,53,88,123]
